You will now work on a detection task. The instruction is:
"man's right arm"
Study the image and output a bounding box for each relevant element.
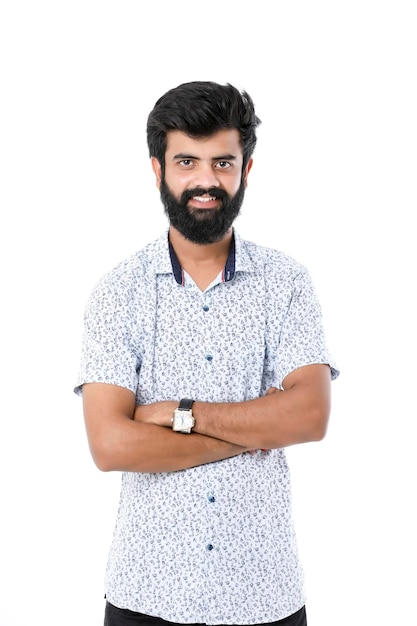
[82,382,248,473]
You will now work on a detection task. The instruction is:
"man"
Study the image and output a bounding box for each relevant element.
[74,81,339,626]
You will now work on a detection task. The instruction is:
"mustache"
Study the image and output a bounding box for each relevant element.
[180,187,228,203]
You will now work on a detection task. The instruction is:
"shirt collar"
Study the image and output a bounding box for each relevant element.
[151,228,255,285]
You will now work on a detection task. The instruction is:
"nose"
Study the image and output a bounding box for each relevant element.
[193,162,220,189]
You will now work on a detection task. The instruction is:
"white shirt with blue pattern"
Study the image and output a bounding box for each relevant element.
[75,229,339,625]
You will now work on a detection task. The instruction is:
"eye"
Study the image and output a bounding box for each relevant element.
[179,159,194,167]
[215,161,232,169]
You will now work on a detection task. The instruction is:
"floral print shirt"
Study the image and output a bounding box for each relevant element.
[75,229,339,624]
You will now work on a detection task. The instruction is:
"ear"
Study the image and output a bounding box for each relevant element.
[151,157,162,189]
[242,158,253,188]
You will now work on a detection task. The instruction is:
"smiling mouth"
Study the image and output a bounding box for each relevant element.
[188,194,220,217]
[192,195,217,203]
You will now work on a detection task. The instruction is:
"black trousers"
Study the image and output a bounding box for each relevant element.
[104,602,307,626]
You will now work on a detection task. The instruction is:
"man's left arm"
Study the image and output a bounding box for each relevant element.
[134,363,331,449]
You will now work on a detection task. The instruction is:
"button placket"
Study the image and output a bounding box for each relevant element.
[200,294,214,365]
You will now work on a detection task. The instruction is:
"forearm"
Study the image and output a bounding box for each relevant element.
[135,365,331,450]
[192,392,321,449]
[136,394,324,451]
[83,383,248,474]
[92,417,248,473]
[192,365,331,448]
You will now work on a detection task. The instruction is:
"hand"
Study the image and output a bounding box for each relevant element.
[133,401,177,428]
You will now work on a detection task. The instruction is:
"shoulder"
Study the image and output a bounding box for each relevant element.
[236,231,308,279]
[87,232,168,307]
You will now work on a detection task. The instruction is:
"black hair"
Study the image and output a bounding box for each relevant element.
[146,81,261,173]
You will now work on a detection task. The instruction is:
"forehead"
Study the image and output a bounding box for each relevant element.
[165,129,243,160]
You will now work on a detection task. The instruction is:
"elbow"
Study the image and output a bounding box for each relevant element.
[94,455,115,473]
[265,407,330,449]
[89,438,119,472]
[91,449,114,473]
[308,405,330,442]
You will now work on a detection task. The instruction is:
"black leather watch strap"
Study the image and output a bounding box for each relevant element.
[178,398,194,410]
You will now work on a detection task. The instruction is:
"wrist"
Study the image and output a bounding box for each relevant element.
[133,401,177,427]
[172,398,195,433]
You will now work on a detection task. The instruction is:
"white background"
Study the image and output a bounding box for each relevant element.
[1,1,416,625]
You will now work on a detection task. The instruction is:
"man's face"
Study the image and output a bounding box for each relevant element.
[152,129,252,244]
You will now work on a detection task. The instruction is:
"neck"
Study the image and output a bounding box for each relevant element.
[168,226,233,291]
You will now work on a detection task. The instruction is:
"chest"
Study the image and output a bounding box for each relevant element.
[135,273,288,402]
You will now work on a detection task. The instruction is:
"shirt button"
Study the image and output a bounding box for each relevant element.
[203,305,209,312]
[206,544,214,551]
[208,496,216,503]
[205,354,213,362]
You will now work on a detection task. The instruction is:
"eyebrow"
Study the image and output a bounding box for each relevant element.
[172,153,238,161]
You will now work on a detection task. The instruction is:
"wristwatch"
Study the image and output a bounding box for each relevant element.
[172,398,195,434]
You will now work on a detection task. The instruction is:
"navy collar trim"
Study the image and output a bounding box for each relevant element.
[168,234,236,286]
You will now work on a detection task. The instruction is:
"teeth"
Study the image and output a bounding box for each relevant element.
[193,196,215,202]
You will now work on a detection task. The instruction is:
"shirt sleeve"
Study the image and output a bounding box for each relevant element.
[73,276,140,396]
[276,267,340,386]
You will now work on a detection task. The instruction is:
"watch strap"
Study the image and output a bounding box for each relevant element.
[178,398,194,411]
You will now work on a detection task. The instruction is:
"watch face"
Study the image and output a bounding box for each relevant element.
[173,409,194,432]
[180,414,192,428]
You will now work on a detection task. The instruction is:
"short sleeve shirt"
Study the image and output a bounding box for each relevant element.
[75,230,339,624]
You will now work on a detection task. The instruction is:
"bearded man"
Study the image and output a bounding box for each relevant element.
[74,81,339,626]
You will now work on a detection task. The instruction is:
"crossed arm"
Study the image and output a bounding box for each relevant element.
[82,363,331,474]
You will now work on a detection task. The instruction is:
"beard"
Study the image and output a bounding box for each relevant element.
[159,178,245,244]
